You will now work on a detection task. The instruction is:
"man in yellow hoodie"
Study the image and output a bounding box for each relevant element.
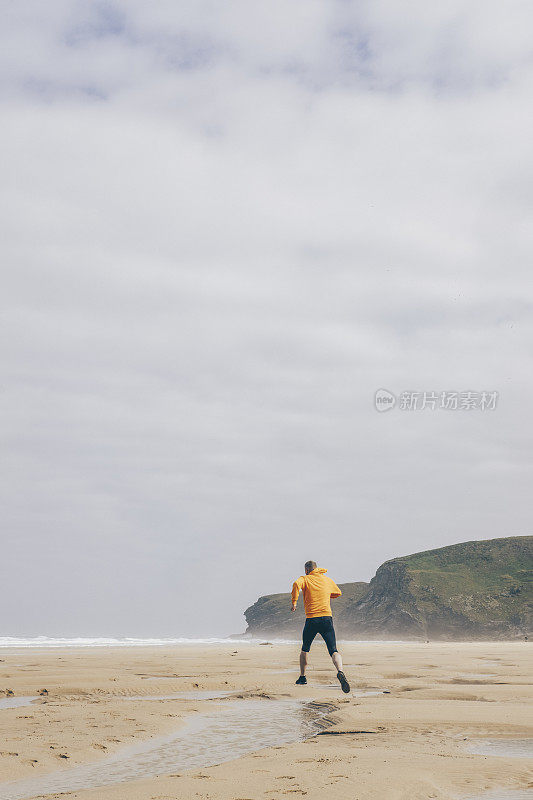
[291,561,350,693]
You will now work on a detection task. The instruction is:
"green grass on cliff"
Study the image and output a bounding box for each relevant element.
[393,536,532,623]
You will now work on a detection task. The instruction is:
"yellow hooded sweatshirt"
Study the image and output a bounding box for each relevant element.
[291,568,342,618]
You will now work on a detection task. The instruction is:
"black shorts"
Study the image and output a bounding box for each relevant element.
[301,616,338,656]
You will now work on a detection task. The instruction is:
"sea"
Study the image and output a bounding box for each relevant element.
[0,636,403,648]
[0,636,291,648]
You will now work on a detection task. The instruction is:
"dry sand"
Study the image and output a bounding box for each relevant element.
[0,641,531,799]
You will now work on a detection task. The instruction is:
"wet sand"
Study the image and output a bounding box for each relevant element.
[0,641,531,800]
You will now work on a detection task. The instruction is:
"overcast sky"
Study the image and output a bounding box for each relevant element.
[2,1,532,637]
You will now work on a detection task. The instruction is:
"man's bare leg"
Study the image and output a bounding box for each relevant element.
[295,650,308,685]
[300,650,308,675]
[332,651,343,672]
[332,651,350,693]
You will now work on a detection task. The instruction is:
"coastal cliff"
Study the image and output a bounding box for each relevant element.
[243,536,532,640]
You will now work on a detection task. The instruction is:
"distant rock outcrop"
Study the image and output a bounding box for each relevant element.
[243,537,533,640]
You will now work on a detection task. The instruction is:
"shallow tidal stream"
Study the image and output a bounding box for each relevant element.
[0,697,334,800]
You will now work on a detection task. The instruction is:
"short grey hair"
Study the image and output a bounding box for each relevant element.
[304,560,317,574]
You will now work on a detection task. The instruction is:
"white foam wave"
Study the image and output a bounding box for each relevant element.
[0,636,405,648]
[0,636,262,648]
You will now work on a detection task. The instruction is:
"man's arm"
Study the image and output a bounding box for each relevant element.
[329,578,342,599]
[291,577,305,611]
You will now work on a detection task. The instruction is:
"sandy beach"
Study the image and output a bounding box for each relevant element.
[0,641,531,800]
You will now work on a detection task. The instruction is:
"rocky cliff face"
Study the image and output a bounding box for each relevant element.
[243,537,533,640]
[338,536,532,640]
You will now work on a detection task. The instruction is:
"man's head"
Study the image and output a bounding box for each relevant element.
[304,560,317,574]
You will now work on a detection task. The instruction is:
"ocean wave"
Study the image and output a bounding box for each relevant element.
[0,636,406,648]
[0,636,247,648]
[0,636,264,648]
